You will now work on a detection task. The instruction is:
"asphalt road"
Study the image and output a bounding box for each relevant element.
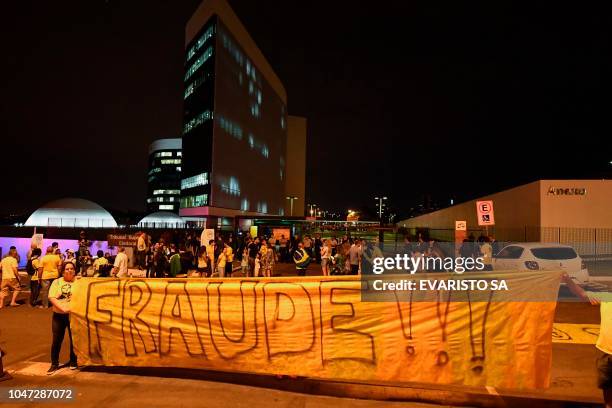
[0,263,606,407]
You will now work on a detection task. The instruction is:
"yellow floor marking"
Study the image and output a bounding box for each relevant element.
[553,323,599,344]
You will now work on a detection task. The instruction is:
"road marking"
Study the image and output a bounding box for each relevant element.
[485,386,499,396]
[552,323,599,344]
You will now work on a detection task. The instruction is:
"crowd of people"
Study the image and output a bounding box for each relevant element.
[129,231,372,279]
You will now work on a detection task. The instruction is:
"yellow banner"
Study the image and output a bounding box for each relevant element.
[69,273,559,389]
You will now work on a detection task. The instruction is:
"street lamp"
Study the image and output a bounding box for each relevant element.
[308,203,317,217]
[374,196,388,220]
[285,196,298,216]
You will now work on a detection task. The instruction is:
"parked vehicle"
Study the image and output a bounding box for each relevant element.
[493,243,589,284]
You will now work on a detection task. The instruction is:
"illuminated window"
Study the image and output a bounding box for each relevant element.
[180,194,208,208]
[184,110,212,134]
[248,134,255,148]
[241,198,249,211]
[159,205,175,211]
[153,189,180,195]
[176,167,182,172]
[218,115,243,140]
[161,159,181,165]
[148,175,156,182]
[154,151,173,158]
[184,74,210,100]
[261,145,269,158]
[221,176,240,196]
[148,167,161,175]
[181,172,208,190]
[250,103,260,118]
[177,152,182,157]
[186,25,214,62]
[257,202,268,213]
[147,197,177,203]
[184,47,213,81]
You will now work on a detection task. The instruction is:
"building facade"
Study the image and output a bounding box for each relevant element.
[398,180,612,252]
[180,0,305,222]
[147,138,182,213]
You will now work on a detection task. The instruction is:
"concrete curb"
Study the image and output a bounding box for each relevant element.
[77,365,602,407]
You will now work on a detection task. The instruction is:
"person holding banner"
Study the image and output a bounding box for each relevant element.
[562,273,612,408]
[47,262,77,374]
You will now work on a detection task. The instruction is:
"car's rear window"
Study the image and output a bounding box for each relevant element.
[530,247,577,260]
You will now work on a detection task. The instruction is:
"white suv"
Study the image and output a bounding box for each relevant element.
[492,243,589,284]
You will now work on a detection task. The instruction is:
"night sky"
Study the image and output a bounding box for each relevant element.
[1,1,610,219]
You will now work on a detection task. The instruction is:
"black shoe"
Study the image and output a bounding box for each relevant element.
[47,365,59,375]
[68,361,78,370]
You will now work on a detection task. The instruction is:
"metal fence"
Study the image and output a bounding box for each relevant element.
[395,226,612,258]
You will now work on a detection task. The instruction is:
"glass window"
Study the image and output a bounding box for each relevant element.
[159,205,175,211]
[180,194,208,208]
[153,189,180,195]
[184,110,212,134]
[161,159,181,165]
[496,246,524,259]
[154,151,173,158]
[184,47,213,81]
[186,25,215,62]
[181,173,208,190]
[530,247,577,260]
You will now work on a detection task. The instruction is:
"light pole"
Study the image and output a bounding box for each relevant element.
[286,196,298,216]
[308,203,317,217]
[374,196,388,220]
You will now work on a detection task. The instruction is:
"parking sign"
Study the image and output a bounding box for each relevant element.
[476,200,495,226]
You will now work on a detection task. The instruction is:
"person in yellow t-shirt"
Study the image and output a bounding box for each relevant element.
[39,246,62,309]
[29,248,43,307]
[92,250,109,277]
[223,244,234,277]
[0,248,21,308]
[206,240,216,275]
[563,273,612,407]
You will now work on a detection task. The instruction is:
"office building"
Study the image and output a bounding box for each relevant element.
[147,138,182,213]
[398,179,612,246]
[180,0,306,223]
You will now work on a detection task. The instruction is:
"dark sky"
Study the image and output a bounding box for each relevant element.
[1,1,611,218]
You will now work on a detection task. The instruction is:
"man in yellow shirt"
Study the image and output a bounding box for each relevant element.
[40,246,62,309]
[0,248,21,308]
[92,250,109,277]
[206,240,216,275]
[563,273,612,407]
[29,248,43,307]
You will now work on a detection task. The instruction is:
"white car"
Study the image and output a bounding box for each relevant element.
[492,243,589,284]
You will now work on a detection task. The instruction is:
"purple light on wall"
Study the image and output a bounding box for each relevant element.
[0,237,111,268]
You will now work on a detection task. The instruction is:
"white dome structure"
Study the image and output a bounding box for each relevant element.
[25,198,118,228]
[138,211,186,228]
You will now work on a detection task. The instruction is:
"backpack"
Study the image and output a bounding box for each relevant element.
[26,256,38,276]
